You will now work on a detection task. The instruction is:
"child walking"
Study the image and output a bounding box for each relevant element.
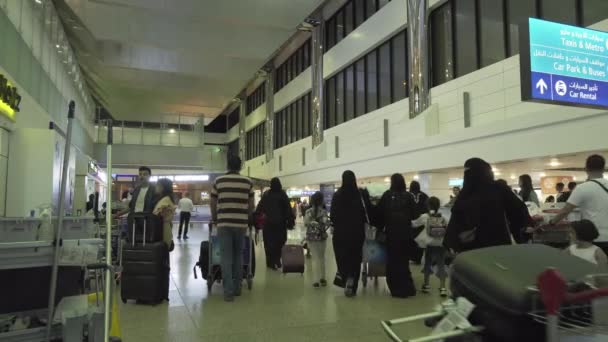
[412,197,449,297]
[304,192,330,288]
[567,220,608,265]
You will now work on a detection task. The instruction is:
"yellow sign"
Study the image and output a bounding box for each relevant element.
[0,75,21,122]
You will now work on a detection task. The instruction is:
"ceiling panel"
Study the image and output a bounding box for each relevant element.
[57,0,324,121]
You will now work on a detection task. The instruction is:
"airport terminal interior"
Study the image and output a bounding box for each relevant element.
[1,0,608,341]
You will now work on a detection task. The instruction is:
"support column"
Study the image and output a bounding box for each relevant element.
[264,65,275,162]
[238,96,246,162]
[310,15,324,148]
[407,0,430,117]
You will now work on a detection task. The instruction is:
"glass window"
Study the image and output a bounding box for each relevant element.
[274,113,280,148]
[366,50,378,112]
[291,56,298,80]
[303,40,310,69]
[345,65,355,122]
[336,72,345,125]
[391,30,407,102]
[285,106,292,144]
[291,103,297,142]
[295,49,302,75]
[541,0,577,25]
[582,0,608,26]
[296,98,303,140]
[479,0,505,67]
[355,58,366,117]
[454,0,478,77]
[303,93,310,137]
[366,0,378,19]
[336,10,345,44]
[326,77,336,128]
[378,0,390,9]
[345,2,354,35]
[355,0,366,27]
[326,17,336,50]
[378,41,392,107]
[506,0,536,56]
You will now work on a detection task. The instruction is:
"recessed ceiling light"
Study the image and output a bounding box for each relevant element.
[510,174,516,180]
[413,175,419,180]
[169,128,176,134]
[35,0,42,4]
[384,177,390,183]
[549,159,561,167]
[540,172,547,177]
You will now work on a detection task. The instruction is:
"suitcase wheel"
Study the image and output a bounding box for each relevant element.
[121,297,127,304]
[247,278,253,290]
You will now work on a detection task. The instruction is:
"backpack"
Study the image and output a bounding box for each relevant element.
[427,214,447,238]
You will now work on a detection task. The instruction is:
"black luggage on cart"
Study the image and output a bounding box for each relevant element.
[450,244,604,342]
[121,216,169,304]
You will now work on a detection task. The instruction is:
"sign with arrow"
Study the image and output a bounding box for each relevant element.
[520,18,608,109]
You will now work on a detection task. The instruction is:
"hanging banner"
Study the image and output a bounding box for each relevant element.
[520,18,608,109]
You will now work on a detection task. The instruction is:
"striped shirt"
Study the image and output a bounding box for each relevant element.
[211,172,254,229]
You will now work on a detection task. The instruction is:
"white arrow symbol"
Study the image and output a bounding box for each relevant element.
[536,78,548,94]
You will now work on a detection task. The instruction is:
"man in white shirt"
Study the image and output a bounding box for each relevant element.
[550,155,608,254]
[177,192,194,239]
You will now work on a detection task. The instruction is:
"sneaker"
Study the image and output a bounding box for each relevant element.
[224,295,234,302]
[320,279,327,287]
[439,288,448,297]
[177,235,181,239]
[421,285,431,294]
[183,235,189,240]
[313,282,320,288]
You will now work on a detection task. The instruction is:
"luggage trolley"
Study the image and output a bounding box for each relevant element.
[361,225,386,288]
[194,223,255,293]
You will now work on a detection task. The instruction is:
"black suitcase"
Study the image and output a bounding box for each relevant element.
[281,244,305,274]
[450,244,606,342]
[127,213,162,244]
[121,219,169,304]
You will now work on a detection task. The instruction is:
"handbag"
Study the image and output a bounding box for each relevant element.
[360,193,383,243]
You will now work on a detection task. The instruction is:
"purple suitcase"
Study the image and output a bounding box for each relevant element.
[281,244,305,274]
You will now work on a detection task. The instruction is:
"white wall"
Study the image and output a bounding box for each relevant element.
[242,10,608,188]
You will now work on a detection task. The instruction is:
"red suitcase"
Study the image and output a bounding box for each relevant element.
[281,244,305,274]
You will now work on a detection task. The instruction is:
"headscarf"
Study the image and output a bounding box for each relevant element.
[459,157,494,199]
[340,170,359,193]
[409,180,421,194]
[270,177,282,192]
[390,174,406,192]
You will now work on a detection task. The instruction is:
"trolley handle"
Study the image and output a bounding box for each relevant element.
[566,287,608,304]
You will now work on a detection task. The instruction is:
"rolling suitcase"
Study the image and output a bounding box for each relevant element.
[450,244,605,342]
[121,218,169,304]
[281,244,305,274]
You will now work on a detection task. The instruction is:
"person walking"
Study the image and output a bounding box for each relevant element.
[376,174,417,298]
[304,192,330,288]
[210,156,254,302]
[177,192,194,239]
[518,174,540,206]
[412,197,449,297]
[409,181,428,264]
[151,178,176,301]
[550,155,608,255]
[256,177,294,270]
[444,158,531,252]
[331,170,372,297]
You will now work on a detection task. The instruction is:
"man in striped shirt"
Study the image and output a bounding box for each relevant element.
[210,155,254,302]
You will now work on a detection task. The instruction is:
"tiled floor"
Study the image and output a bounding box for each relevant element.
[118,223,445,341]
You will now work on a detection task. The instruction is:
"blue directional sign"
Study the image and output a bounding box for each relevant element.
[520,18,608,109]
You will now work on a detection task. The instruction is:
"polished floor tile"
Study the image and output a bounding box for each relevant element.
[118,223,445,341]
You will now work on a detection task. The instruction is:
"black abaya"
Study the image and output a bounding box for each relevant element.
[263,223,287,268]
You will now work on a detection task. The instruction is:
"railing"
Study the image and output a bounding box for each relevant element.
[95,117,205,147]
